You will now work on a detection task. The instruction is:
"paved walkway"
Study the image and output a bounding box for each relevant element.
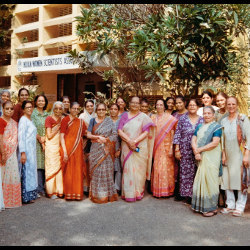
[0,192,250,246]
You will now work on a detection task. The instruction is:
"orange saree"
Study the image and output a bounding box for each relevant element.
[60,116,87,200]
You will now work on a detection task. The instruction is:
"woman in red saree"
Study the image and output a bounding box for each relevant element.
[151,99,178,198]
[60,102,87,201]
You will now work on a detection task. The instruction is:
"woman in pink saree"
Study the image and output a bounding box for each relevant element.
[0,101,21,208]
[118,96,155,202]
[151,99,178,198]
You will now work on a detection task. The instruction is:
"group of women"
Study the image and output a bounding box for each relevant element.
[0,88,249,218]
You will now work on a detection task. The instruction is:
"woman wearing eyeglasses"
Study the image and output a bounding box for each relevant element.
[60,102,87,201]
[18,100,38,204]
[0,101,21,209]
[118,96,155,202]
[173,99,203,204]
[87,103,118,203]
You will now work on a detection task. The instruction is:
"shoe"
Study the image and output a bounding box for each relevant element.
[232,210,243,217]
[37,194,41,198]
[220,208,234,214]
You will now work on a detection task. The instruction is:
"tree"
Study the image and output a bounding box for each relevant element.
[0,4,15,50]
[70,4,249,103]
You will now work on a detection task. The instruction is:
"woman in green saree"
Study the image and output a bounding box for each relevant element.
[191,106,222,217]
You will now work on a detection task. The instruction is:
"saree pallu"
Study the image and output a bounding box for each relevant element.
[0,119,21,208]
[88,117,118,203]
[191,122,222,213]
[79,111,96,193]
[60,118,86,200]
[45,122,63,198]
[0,170,4,211]
[151,114,177,197]
[119,112,155,202]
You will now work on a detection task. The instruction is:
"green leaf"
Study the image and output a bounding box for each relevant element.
[178,56,184,67]
[234,11,238,26]
[182,55,189,64]
[156,72,165,82]
[184,50,195,57]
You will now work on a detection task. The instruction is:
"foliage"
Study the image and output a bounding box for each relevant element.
[71,4,249,100]
[0,4,15,50]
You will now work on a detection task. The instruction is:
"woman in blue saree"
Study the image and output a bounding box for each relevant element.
[191,106,222,217]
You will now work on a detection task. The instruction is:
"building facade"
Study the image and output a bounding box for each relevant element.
[0,4,249,115]
[0,4,111,105]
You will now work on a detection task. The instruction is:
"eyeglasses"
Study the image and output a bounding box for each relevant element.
[130,102,140,105]
[25,106,33,109]
[97,109,106,111]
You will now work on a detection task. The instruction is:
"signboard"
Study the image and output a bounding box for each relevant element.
[17,54,79,73]
[17,52,111,73]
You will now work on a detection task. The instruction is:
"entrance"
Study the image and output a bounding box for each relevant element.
[57,73,111,105]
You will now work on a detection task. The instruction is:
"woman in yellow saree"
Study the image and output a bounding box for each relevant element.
[191,106,222,217]
[45,102,64,199]
[118,96,155,202]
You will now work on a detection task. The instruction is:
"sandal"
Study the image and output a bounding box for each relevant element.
[220,208,234,214]
[232,210,243,217]
[203,211,217,217]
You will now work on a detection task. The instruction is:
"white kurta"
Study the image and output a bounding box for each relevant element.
[220,114,250,190]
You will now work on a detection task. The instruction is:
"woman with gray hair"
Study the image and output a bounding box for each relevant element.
[0,89,11,117]
[191,106,222,217]
[44,101,64,199]
[220,96,250,217]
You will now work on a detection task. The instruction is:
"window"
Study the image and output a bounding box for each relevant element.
[0,54,11,66]
[0,77,11,88]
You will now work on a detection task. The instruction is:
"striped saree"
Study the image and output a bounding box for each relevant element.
[88,117,118,203]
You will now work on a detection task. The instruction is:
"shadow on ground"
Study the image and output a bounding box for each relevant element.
[0,192,250,246]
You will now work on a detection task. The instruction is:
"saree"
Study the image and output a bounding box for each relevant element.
[119,112,155,202]
[60,116,87,200]
[88,117,118,203]
[236,114,250,194]
[0,119,21,208]
[151,114,178,197]
[79,110,96,193]
[191,121,222,213]
[45,116,63,198]
[0,170,4,211]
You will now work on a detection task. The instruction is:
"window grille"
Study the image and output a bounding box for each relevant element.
[58,45,72,54]
[59,6,72,17]
[58,23,72,37]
